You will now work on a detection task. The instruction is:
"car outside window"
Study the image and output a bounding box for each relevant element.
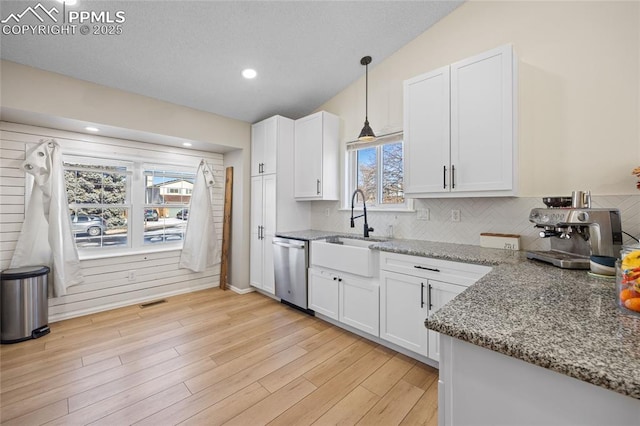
[143,169,194,245]
[64,160,130,249]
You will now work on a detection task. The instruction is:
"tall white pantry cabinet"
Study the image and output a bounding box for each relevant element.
[250,116,309,294]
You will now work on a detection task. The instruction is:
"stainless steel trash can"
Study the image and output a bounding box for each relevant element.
[1,265,50,344]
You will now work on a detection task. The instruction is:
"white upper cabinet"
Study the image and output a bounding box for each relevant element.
[294,111,339,200]
[251,116,277,176]
[404,65,451,194]
[404,44,516,197]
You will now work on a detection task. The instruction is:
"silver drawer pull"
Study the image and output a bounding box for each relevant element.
[414,265,440,272]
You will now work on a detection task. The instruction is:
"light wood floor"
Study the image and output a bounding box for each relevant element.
[0,288,438,425]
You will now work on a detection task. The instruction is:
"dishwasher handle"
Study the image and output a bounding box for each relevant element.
[272,240,305,249]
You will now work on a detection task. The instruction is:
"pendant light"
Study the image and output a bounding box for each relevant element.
[358,56,376,142]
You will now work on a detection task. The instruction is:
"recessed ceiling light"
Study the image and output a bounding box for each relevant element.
[85,126,99,132]
[182,142,192,147]
[242,69,257,79]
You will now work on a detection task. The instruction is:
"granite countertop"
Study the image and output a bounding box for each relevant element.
[376,238,640,401]
[279,230,640,400]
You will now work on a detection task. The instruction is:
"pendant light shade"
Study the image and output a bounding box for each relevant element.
[358,56,376,142]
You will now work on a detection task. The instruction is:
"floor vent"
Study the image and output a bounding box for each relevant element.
[140,299,167,308]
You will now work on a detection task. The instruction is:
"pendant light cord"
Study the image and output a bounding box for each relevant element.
[365,62,368,121]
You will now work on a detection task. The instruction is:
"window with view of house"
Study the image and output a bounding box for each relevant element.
[63,156,195,251]
[143,169,194,245]
[347,133,406,208]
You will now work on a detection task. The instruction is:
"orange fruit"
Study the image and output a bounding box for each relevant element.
[620,288,640,303]
[624,297,640,313]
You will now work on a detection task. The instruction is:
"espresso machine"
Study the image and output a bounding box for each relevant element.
[527,191,623,270]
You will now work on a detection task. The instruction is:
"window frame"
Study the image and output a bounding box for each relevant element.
[62,155,197,258]
[345,132,411,211]
[140,166,196,247]
[64,156,133,253]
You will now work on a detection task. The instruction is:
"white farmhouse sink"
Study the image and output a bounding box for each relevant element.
[310,237,379,277]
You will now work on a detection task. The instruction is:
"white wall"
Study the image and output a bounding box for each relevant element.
[0,59,254,296]
[0,123,227,321]
[311,0,640,248]
[321,0,640,197]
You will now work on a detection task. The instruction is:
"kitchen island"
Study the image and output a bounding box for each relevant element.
[278,231,640,424]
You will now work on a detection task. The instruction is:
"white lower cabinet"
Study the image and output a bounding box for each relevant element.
[380,252,491,363]
[308,268,339,320]
[380,270,428,355]
[426,280,465,362]
[310,249,490,364]
[340,275,379,337]
[309,267,379,336]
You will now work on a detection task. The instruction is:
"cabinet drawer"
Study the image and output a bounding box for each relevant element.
[379,252,491,287]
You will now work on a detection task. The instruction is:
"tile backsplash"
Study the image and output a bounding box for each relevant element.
[310,195,640,251]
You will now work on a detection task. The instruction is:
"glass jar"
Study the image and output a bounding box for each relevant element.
[617,245,640,318]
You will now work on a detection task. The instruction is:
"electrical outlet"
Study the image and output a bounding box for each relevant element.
[417,209,430,221]
[451,210,461,222]
[128,271,136,282]
[324,208,330,217]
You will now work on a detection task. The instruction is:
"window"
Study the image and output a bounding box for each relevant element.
[64,158,131,249]
[63,156,195,253]
[347,134,406,208]
[143,169,195,245]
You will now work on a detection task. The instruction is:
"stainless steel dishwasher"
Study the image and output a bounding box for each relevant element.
[272,237,311,312]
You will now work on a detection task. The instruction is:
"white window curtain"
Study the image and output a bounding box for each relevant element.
[10,139,83,297]
[179,160,220,272]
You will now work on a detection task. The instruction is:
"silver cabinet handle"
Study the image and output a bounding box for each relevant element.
[316,179,321,195]
[272,241,304,249]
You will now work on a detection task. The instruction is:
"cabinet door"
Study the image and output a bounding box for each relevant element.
[249,176,264,289]
[308,268,339,320]
[427,280,464,362]
[404,66,450,194]
[450,44,513,192]
[261,175,277,294]
[262,117,278,175]
[340,277,379,337]
[251,121,266,177]
[294,113,323,199]
[380,270,427,355]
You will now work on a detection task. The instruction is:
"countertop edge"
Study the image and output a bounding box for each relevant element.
[425,318,640,400]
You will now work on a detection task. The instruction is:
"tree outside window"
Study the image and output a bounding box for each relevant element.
[350,138,404,207]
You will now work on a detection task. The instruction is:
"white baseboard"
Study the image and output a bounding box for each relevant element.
[228,284,255,295]
[48,283,218,323]
[314,312,439,369]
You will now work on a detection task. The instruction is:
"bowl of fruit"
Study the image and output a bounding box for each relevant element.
[618,248,640,317]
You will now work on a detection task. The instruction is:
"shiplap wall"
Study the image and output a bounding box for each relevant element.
[0,122,225,322]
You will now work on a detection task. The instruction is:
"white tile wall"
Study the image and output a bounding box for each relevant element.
[310,195,640,251]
